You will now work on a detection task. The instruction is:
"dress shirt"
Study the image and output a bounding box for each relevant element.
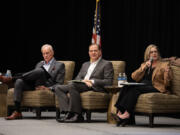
[43,58,54,71]
[84,57,101,81]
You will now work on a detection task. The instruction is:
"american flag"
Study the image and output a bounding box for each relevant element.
[91,0,101,47]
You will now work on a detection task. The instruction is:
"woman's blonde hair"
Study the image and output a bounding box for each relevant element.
[144,44,161,62]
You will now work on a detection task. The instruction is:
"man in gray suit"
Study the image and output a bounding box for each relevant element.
[55,44,114,123]
[3,44,65,120]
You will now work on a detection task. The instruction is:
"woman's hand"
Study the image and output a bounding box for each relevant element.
[142,60,151,71]
[164,66,170,72]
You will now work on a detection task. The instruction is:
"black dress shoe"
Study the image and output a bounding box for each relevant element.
[64,114,84,123]
[120,118,130,127]
[56,118,64,123]
[56,112,74,123]
[78,115,84,122]
[116,118,130,127]
[56,115,66,122]
[116,119,125,127]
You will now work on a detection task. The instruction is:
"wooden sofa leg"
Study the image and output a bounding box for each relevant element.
[36,108,41,119]
[86,110,91,122]
[149,114,154,128]
[56,108,60,119]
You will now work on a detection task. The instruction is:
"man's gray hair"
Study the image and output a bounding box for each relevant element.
[41,44,54,53]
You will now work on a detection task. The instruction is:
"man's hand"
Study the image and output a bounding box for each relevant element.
[82,80,93,88]
[35,85,50,90]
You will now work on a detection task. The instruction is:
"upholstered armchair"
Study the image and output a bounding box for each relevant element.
[134,63,180,127]
[55,61,126,122]
[6,61,75,119]
[0,84,8,117]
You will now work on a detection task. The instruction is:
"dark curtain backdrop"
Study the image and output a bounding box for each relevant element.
[1,0,180,81]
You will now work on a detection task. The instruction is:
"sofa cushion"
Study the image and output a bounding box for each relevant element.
[80,91,110,110]
[7,88,55,107]
[135,93,180,113]
[55,61,125,112]
[55,91,110,109]
[0,84,8,116]
[7,61,75,108]
[171,66,180,96]
[59,61,75,84]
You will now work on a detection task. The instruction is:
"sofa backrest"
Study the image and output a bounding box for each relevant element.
[58,61,75,84]
[171,65,180,96]
[110,61,126,86]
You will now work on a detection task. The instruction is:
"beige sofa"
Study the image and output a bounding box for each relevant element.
[6,61,75,118]
[135,64,180,127]
[0,84,8,116]
[56,61,126,122]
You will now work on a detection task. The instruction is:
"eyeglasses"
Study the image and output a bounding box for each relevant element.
[150,50,158,54]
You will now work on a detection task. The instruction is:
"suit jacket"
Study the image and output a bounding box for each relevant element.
[35,58,65,90]
[131,60,173,93]
[75,58,114,92]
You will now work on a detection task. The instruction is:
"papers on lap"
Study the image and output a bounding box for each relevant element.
[121,82,146,86]
[68,80,85,83]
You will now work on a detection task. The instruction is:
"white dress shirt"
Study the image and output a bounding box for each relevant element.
[84,57,101,82]
[43,58,54,71]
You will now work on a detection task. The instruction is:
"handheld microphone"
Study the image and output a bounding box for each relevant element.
[148,57,153,74]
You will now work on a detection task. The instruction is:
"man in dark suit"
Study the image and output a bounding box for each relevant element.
[1,44,65,120]
[55,44,114,123]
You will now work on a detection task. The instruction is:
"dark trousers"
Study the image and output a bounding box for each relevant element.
[115,85,159,114]
[14,68,49,105]
[55,82,91,114]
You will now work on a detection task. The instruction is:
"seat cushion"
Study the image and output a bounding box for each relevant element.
[0,84,8,116]
[7,88,55,107]
[171,66,180,96]
[135,93,180,113]
[80,91,110,110]
[55,91,110,109]
[58,61,75,84]
[7,61,75,108]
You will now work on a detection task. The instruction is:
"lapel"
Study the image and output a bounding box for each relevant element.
[48,59,56,73]
[90,58,102,78]
[83,62,91,76]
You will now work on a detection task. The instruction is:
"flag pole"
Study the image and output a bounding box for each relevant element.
[91,0,101,46]
[95,0,97,32]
